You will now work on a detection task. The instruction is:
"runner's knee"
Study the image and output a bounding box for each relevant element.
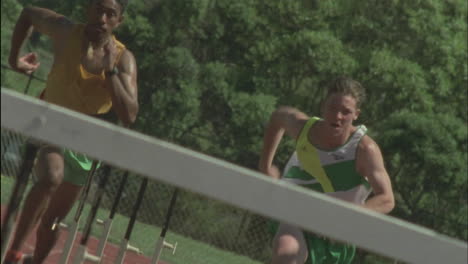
[272,224,308,264]
[35,147,64,189]
[274,235,303,257]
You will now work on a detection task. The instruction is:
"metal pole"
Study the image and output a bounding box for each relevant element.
[151,189,179,264]
[115,178,148,264]
[80,165,112,244]
[95,171,129,257]
[71,164,112,264]
[58,161,99,264]
[0,143,39,263]
[23,73,34,95]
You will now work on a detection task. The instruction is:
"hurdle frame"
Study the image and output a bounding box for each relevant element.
[58,160,100,264]
[2,89,467,264]
[71,164,112,264]
[0,143,38,264]
[115,177,148,264]
[151,188,179,264]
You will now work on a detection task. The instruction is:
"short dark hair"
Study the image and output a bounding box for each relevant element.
[325,76,366,108]
[90,0,129,14]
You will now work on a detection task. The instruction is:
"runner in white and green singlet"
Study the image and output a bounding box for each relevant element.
[259,76,395,264]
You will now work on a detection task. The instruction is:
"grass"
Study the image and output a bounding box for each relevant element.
[1,63,47,97]
[1,175,261,264]
[0,174,400,264]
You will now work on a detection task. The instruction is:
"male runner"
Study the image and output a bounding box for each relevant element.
[259,77,394,264]
[5,1,138,263]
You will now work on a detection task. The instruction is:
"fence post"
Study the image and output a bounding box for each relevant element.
[23,73,34,95]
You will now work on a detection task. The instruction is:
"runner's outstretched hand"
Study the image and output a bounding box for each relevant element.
[10,52,40,75]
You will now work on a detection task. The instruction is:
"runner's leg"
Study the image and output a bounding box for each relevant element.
[33,181,82,263]
[7,145,64,254]
[271,223,308,264]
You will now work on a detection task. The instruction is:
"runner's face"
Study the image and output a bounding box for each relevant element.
[322,93,359,134]
[86,0,123,38]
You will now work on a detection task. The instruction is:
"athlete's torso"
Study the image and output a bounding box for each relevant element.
[282,117,371,204]
[42,24,125,115]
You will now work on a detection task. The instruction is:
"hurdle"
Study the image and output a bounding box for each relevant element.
[58,161,101,264]
[71,164,113,264]
[94,171,129,258]
[151,188,179,264]
[0,143,39,263]
[115,177,148,263]
[2,89,467,264]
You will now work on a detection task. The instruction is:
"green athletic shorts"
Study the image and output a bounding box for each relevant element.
[23,142,96,186]
[63,149,97,186]
[269,221,355,264]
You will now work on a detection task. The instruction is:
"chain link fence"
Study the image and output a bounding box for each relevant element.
[1,65,275,263]
[1,127,275,263]
[1,63,401,264]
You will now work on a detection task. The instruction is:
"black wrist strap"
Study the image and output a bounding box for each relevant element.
[105,66,119,77]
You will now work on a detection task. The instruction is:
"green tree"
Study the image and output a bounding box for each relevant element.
[2,0,467,262]
[377,111,467,240]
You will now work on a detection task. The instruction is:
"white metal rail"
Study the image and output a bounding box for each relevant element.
[1,88,467,264]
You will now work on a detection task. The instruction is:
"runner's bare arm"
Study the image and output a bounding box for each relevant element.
[105,49,139,126]
[357,136,395,214]
[258,107,308,178]
[9,7,72,71]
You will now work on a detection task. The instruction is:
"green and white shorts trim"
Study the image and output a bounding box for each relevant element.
[269,221,355,264]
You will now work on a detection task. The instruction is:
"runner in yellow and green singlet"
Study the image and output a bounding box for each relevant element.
[259,77,395,264]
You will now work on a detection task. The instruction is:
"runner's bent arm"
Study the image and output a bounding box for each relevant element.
[357,136,395,214]
[9,7,72,71]
[258,106,308,179]
[105,49,139,126]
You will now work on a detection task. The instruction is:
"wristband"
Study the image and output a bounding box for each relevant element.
[105,66,119,77]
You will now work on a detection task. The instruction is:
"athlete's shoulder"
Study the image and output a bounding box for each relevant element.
[115,49,138,82]
[113,37,126,50]
[24,7,75,38]
[358,135,382,157]
[118,49,137,68]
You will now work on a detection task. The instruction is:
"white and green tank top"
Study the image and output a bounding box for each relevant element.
[282,117,371,204]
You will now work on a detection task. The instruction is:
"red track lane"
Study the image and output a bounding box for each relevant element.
[1,205,168,264]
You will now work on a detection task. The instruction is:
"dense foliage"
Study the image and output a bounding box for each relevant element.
[2,0,467,261]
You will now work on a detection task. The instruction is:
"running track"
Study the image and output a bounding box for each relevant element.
[1,205,168,264]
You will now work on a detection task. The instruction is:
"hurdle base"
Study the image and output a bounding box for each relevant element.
[53,222,68,230]
[116,239,143,264]
[127,243,142,254]
[59,220,79,264]
[72,245,102,264]
[83,251,101,263]
[163,241,178,255]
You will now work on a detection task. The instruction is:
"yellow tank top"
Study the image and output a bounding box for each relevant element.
[43,24,126,115]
